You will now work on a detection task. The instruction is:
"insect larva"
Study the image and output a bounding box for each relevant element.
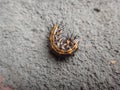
[49,24,79,57]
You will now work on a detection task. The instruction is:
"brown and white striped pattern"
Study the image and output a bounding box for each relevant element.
[49,24,79,56]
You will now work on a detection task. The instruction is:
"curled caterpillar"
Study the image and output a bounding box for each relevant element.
[49,24,79,57]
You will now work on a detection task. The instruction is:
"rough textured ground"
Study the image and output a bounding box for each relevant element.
[0,0,120,90]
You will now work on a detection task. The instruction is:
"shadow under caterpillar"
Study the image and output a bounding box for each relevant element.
[49,24,79,57]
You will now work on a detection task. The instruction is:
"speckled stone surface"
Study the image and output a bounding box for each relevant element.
[0,0,120,90]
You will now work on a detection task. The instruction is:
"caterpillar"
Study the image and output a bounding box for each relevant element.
[49,24,79,57]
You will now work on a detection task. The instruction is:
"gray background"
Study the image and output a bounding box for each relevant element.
[0,0,120,90]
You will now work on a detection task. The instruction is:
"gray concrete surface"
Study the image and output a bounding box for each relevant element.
[0,0,120,90]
